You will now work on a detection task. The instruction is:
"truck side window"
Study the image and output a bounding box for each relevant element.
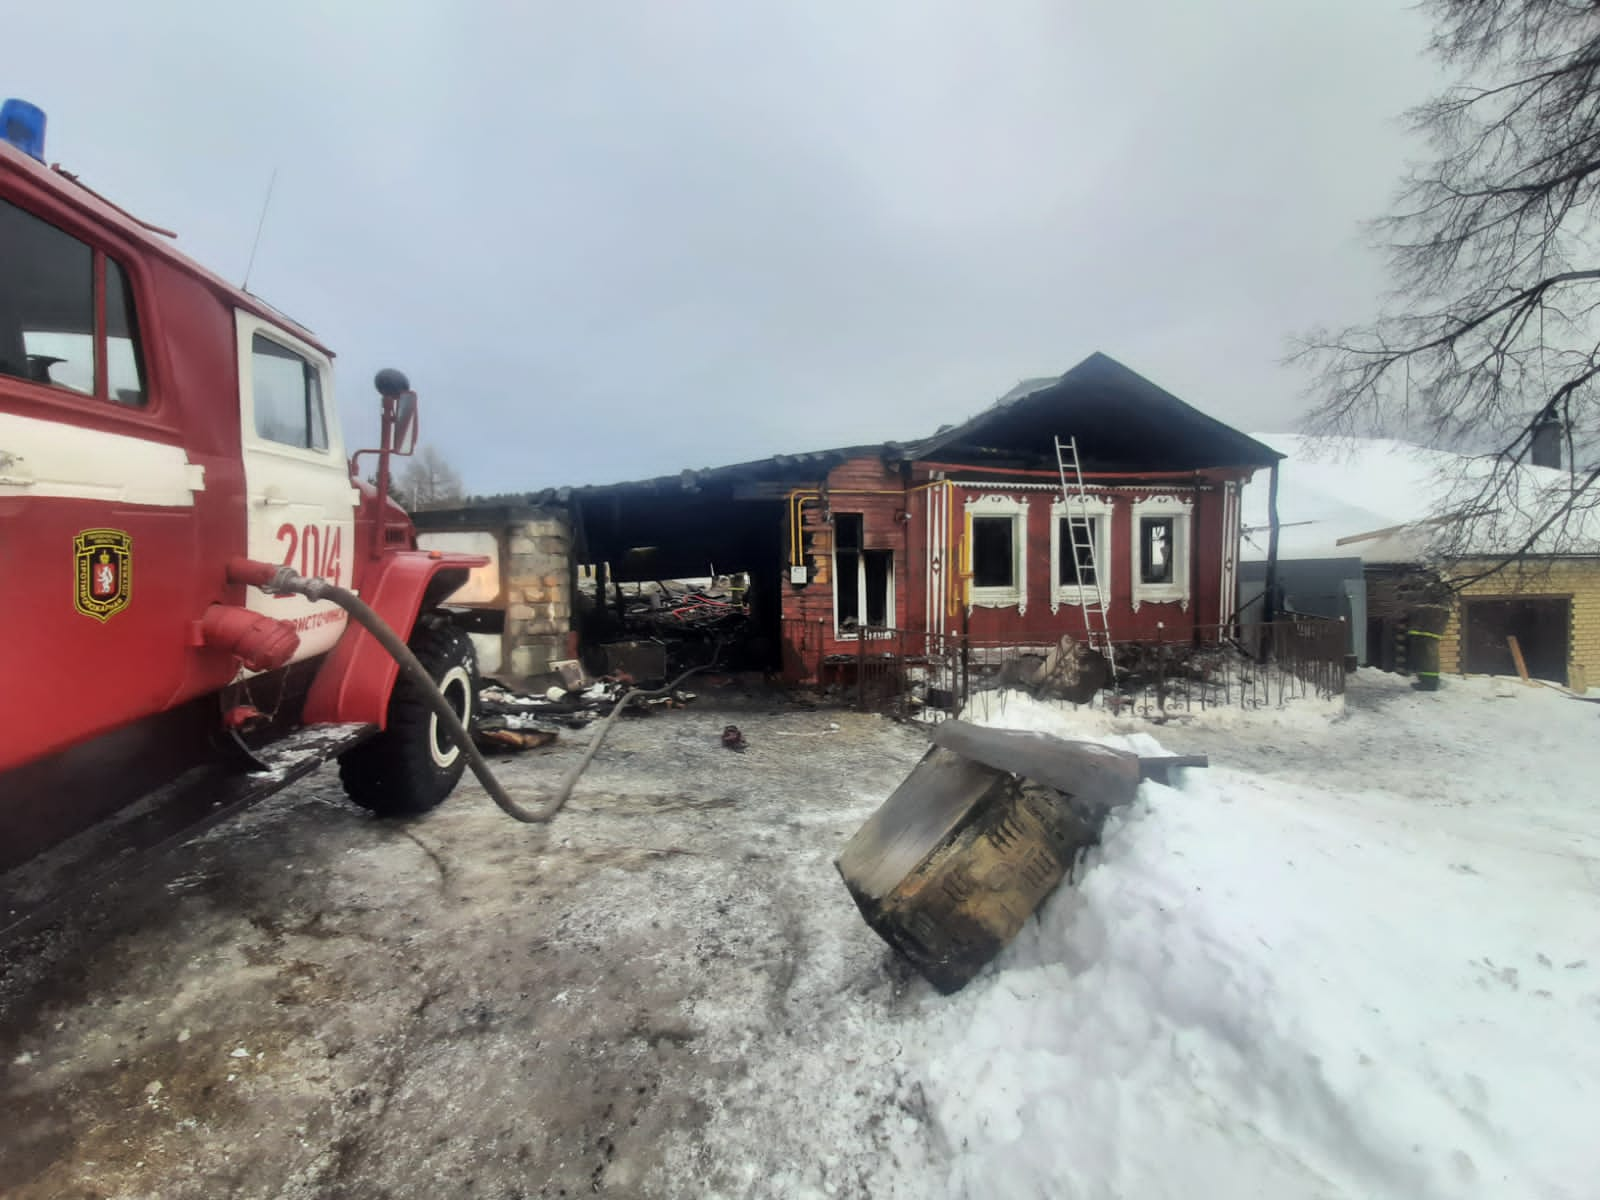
[105,257,147,406]
[0,196,95,396]
[0,197,150,406]
[252,333,328,450]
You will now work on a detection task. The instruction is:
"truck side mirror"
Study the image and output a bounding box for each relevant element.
[374,368,419,456]
[393,391,418,455]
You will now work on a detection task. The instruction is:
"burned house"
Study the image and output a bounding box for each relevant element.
[563,353,1281,683]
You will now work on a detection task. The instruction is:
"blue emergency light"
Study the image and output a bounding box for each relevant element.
[1,98,46,161]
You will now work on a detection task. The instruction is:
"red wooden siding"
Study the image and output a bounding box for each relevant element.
[778,456,1257,680]
[929,483,1221,643]
[783,457,911,655]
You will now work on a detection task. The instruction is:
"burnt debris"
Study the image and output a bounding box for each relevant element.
[836,720,1206,993]
[472,673,698,754]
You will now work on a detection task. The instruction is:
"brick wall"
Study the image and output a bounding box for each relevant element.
[1438,558,1600,691]
[502,511,573,679]
[415,504,574,683]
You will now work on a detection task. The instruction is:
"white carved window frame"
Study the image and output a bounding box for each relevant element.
[965,493,1029,614]
[1130,494,1192,611]
[1049,497,1113,613]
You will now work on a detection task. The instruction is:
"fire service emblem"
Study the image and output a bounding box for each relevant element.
[74,528,132,622]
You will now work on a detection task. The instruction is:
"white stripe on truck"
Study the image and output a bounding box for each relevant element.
[0,410,203,506]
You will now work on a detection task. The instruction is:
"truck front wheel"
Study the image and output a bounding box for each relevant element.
[338,622,479,816]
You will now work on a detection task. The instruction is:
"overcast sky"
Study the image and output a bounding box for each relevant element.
[10,1,1442,493]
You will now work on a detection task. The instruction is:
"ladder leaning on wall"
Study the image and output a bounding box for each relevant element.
[1054,435,1118,683]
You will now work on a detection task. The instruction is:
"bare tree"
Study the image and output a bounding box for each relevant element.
[1297,0,1600,577]
[396,444,465,511]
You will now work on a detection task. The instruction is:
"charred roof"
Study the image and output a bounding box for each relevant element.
[908,352,1283,473]
[486,352,1279,510]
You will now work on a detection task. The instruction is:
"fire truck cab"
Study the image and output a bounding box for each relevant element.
[0,99,484,908]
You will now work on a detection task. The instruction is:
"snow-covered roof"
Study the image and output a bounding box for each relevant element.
[1240,434,1600,564]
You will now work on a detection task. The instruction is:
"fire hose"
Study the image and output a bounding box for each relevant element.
[228,559,710,824]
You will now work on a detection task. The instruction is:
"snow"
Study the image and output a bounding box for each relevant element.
[712,675,1600,1199]
[1240,433,1600,562]
[12,673,1599,1198]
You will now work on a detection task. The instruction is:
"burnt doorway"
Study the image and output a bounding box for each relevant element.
[1461,596,1570,684]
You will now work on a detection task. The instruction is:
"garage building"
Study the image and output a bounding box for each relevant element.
[1241,435,1600,691]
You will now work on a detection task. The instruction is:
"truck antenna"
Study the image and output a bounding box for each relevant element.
[241,167,278,292]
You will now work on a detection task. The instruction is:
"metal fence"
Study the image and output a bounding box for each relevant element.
[1092,618,1348,718]
[780,616,1348,720]
[779,619,962,718]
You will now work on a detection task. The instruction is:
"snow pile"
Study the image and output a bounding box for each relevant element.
[962,683,1348,738]
[898,681,1600,1199]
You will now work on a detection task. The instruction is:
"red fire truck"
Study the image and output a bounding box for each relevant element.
[0,98,490,935]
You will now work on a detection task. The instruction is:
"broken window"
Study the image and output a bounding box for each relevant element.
[1129,500,1190,610]
[863,550,892,627]
[833,513,893,633]
[835,512,863,552]
[1051,500,1111,611]
[1140,517,1175,584]
[1058,516,1101,588]
[968,500,1029,610]
[835,513,861,627]
[972,516,1015,588]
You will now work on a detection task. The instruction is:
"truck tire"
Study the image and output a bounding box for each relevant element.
[338,622,478,817]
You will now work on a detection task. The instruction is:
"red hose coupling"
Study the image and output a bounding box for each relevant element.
[227,557,287,589]
[200,604,300,671]
[223,705,267,730]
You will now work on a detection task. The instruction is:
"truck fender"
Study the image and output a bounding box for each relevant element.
[301,550,487,727]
